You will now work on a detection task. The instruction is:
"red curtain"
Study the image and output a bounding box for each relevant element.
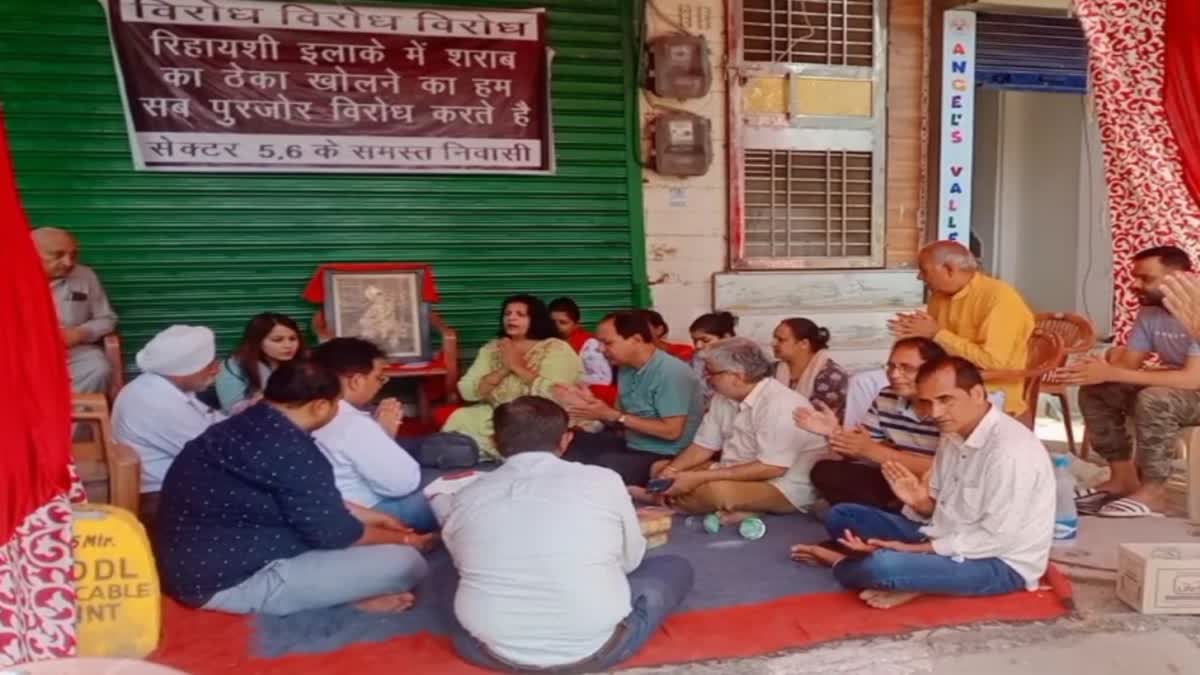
[1165,0,1200,209]
[0,107,72,542]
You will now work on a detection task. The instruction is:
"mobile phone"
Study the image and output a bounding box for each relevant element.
[646,478,675,494]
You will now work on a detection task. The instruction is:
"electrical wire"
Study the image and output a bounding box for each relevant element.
[647,0,694,36]
[776,0,816,63]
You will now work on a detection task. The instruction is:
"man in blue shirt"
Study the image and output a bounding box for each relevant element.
[1064,246,1200,518]
[155,359,432,615]
[562,310,705,486]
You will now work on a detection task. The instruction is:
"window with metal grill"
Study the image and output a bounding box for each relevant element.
[742,0,875,66]
[743,149,873,260]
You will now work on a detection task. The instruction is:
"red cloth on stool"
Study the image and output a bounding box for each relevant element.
[663,342,695,363]
[565,327,594,354]
[302,262,440,305]
[433,403,463,430]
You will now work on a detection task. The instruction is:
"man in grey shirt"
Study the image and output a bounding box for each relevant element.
[33,227,118,394]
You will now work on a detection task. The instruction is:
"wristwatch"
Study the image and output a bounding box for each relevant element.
[615,413,628,426]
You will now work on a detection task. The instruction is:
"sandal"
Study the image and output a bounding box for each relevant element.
[1074,487,1115,515]
[1097,497,1163,518]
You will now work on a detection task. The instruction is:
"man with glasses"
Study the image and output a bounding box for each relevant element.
[643,337,826,524]
[795,338,947,511]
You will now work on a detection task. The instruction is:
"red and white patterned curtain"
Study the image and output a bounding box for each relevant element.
[1076,0,1200,339]
[0,106,80,666]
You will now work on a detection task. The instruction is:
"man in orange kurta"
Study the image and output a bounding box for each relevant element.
[889,241,1035,416]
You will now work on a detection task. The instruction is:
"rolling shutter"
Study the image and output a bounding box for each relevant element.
[0,0,646,362]
[976,12,1088,94]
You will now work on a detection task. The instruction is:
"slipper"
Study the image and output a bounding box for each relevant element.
[1074,487,1115,515]
[1097,497,1163,518]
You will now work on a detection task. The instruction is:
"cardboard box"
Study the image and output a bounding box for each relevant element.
[1117,543,1200,614]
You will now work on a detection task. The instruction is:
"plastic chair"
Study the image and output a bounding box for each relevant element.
[1035,312,1098,454]
[983,329,1065,430]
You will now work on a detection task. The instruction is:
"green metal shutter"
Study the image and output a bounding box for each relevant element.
[0,0,648,361]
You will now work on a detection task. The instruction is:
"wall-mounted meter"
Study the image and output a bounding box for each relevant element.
[648,34,712,99]
[652,111,712,177]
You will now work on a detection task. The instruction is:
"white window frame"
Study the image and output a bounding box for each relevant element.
[728,0,889,270]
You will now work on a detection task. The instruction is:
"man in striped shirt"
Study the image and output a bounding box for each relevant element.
[794,337,946,511]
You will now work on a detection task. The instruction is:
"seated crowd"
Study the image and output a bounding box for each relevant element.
[51,226,1200,672]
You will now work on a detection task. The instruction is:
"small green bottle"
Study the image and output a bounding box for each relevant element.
[738,516,767,540]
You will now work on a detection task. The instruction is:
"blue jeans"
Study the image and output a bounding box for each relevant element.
[372,492,438,533]
[824,503,1027,597]
[452,555,695,673]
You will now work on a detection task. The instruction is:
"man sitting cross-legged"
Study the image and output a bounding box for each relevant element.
[794,337,947,511]
[791,356,1054,609]
[311,337,436,533]
[640,337,827,523]
[563,310,705,486]
[444,396,694,671]
[156,359,434,616]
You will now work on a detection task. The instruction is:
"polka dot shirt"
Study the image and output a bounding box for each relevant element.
[155,403,364,608]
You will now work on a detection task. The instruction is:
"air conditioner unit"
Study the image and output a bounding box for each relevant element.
[961,0,1074,15]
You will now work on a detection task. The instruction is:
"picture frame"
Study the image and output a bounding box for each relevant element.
[323,269,433,364]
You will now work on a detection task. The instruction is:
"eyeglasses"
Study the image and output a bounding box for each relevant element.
[884,362,920,376]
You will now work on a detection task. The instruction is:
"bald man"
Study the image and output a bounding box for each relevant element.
[844,241,1034,426]
[33,227,119,394]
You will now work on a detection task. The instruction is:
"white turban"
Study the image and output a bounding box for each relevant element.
[136,325,216,377]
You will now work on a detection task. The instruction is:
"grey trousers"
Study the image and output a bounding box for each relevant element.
[69,344,112,394]
[202,544,429,616]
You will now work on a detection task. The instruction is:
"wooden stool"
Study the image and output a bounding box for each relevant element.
[72,504,161,659]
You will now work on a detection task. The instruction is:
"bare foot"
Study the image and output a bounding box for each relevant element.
[354,592,416,613]
[1092,462,1141,497]
[719,510,758,526]
[790,543,846,567]
[862,591,921,609]
[1090,478,1138,498]
[859,589,884,603]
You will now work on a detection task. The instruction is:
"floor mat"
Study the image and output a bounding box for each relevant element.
[152,513,1073,674]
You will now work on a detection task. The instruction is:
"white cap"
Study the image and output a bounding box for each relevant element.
[136,325,216,377]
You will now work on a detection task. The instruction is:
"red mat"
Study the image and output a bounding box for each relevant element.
[151,565,1072,674]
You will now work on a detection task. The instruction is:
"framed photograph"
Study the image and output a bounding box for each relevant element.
[324,269,432,363]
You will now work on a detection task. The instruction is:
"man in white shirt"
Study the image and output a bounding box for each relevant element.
[443,396,694,671]
[311,338,434,532]
[647,337,826,523]
[34,227,119,394]
[112,325,225,522]
[790,356,1054,609]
